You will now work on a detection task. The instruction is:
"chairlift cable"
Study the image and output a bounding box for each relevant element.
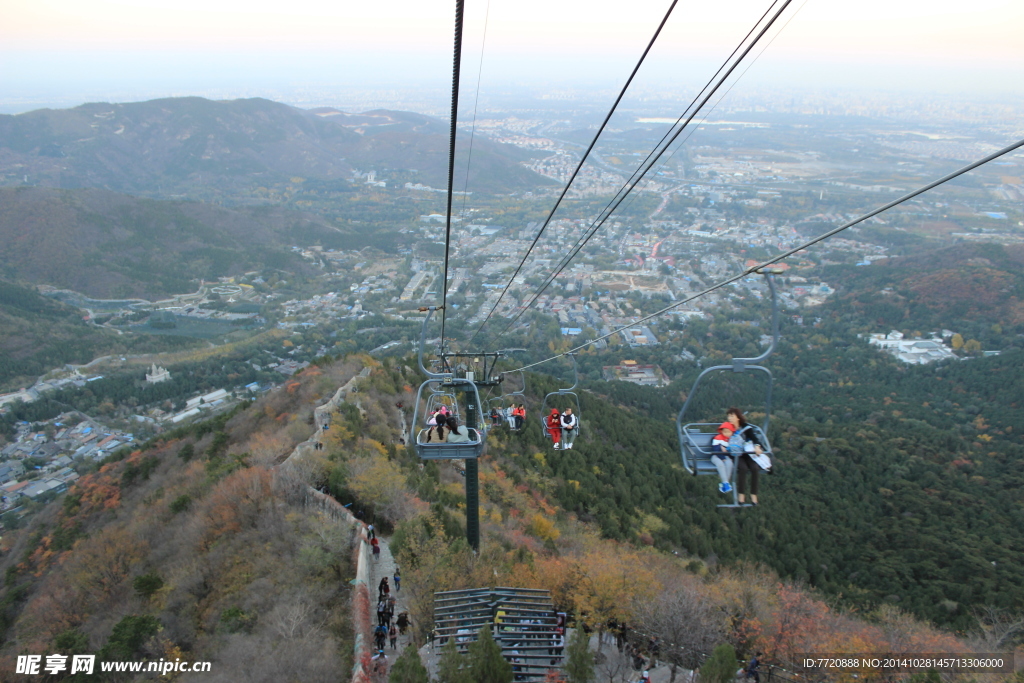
[508,136,1024,373]
[466,0,682,346]
[584,0,810,241]
[458,0,492,219]
[490,0,795,342]
[514,0,788,320]
[440,0,467,349]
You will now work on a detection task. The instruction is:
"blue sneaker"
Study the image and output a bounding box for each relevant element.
[718,482,732,494]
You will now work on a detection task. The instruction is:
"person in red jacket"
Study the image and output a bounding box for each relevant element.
[513,404,526,431]
[546,409,562,449]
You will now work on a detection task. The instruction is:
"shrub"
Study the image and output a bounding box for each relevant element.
[133,573,164,598]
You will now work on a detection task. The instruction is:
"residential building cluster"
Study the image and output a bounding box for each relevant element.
[0,414,137,507]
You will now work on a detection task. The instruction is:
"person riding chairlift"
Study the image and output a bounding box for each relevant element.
[729,408,769,505]
[513,404,526,431]
[445,416,471,444]
[560,408,578,450]
[547,409,562,449]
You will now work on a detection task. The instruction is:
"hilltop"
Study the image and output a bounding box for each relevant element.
[818,242,1024,344]
[0,98,553,197]
[0,186,344,300]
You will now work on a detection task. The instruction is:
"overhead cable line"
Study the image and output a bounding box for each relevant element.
[466,0,681,345]
[459,0,492,216]
[491,0,794,341]
[440,0,467,349]
[585,0,809,239]
[508,137,1024,373]
[534,0,789,302]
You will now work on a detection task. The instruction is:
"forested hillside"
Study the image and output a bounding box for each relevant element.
[540,302,1024,631]
[0,98,551,196]
[0,187,345,299]
[533,345,1024,631]
[819,242,1024,346]
[0,279,199,391]
[311,357,1018,672]
[0,360,370,682]
[1,354,1018,682]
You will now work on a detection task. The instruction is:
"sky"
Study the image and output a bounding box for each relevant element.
[1,0,1022,114]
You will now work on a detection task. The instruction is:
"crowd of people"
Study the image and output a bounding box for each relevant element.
[371,569,410,677]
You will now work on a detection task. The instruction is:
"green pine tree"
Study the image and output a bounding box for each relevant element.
[565,614,595,683]
[437,636,472,683]
[700,643,739,683]
[468,624,513,683]
[390,644,429,683]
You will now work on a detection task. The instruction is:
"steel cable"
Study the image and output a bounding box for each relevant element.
[440,0,466,348]
[466,0,681,345]
[509,137,1024,372]
[491,0,795,341]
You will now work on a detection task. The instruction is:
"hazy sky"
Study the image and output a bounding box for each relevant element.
[2,0,1022,113]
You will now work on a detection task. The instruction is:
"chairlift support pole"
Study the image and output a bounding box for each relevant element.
[414,307,482,550]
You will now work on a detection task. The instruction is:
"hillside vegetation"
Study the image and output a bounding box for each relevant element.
[821,242,1024,344]
[0,279,199,391]
[0,359,368,682]
[0,187,344,299]
[303,357,1020,677]
[1,348,1021,680]
[0,98,551,196]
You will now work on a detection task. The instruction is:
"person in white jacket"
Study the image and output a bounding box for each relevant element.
[560,408,578,449]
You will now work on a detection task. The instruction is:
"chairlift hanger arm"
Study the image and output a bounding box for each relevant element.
[732,271,780,368]
[417,307,448,379]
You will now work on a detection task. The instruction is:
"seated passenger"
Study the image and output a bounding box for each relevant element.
[513,404,526,431]
[560,408,578,449]
[547,409,562,449]
[726,407,770,505]
[425,421,447,443]
[710,421,735,494]
[446,416,472,443]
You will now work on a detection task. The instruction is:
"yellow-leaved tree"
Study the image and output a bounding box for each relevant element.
[577,547,660,649]
[346,453,416,525]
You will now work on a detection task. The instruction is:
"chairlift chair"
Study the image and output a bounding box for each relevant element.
[503,370,527,431]
[676,271,781,508]
[539,354,583,439]
[425,388,460,422]
[412,308,485,460]
[486,370,526,431]
[487,396,507,428]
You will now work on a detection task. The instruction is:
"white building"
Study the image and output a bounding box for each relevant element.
[146,364,171,384]
[868,331,957,365]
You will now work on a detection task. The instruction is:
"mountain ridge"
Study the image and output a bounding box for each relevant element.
[0,97,552,196]
[0,186,344,300]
